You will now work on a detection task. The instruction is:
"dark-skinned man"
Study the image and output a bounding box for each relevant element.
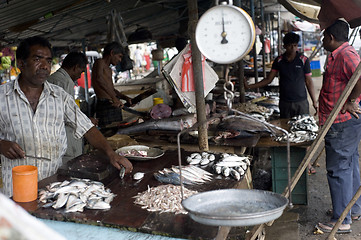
[0,36,132,197]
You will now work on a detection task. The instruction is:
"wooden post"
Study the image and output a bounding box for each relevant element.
[187,0,208,152]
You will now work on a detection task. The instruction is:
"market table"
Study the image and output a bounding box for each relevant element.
[19,149,252,240]
[255,118,313,205]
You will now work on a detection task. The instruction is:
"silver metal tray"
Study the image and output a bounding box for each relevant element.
[115,145,164,161]
[182,189,288,227]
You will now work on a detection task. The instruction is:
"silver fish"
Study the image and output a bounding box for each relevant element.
[52,193,69,209]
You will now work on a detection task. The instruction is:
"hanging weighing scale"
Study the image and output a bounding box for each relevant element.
[195,0,256,64]
[178,0,290,230]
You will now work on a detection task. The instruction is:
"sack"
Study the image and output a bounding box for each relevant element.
[116,53,133,72]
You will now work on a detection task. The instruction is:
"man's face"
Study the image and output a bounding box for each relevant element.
[19,45,52,86]
[322,32,332,52]
[110,52,123,66]
[72,65,86,81]
[284,43,298,54]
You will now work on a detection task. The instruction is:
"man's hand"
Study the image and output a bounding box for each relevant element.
[126,97,133,107]
[89,117,99,126]
[108,152,133,174]
[111,98,123,108]
[341,102,361,118]
[0,140,25,159]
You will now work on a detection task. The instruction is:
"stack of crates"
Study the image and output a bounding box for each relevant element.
[271,147,308,205]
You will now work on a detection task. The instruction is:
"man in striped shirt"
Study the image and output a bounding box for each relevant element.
[0,36,133,197]
[316,19,361,234]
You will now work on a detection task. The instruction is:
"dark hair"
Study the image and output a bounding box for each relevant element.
[62,51,88,69]
[16,36,52,60]
[283,32,300,45]
[103,42,124,56]
[325,20,349,42]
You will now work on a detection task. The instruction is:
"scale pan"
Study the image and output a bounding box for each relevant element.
[182,189,288,227]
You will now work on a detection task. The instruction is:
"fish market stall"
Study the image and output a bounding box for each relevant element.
[255,117,318,205]
[20,149,254,240]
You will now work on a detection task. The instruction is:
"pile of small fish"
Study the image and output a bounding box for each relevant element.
[133,184,197,214]
[39,178,116,213]
[288,115,319,132]
[212,153,251,181]
[275,130,318,143]
[154,165,213,185]
[275,115,318,143]
[186,152,216,165]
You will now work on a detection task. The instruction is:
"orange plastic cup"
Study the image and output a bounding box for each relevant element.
[12,165,38,202]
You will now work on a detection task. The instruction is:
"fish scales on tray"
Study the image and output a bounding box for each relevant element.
[39,178,115,212]
[133,184,198,214]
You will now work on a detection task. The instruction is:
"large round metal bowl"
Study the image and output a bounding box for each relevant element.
[182,189,288,227]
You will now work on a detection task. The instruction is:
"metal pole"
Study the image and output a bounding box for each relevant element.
[82,39,90,116]
[250,0,258,84]
[259,0,266,79]
[187,0,208,151]
[234,0,245,103]
[277,11,282,57]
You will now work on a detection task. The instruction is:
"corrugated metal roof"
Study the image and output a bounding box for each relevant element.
[0,0,212,48]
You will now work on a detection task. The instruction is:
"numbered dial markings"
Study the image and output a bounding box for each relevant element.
[195,5,255,64]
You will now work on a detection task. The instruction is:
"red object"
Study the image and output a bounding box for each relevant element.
[144,54,151,70]
[181,47,205,92]
[77,65,92,89]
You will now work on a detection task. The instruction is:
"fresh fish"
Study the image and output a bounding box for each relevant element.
[222,167,230,177]
[87,200,111,210]
[189,158,201,165]
[65,203,86,213]
[213,165,222,174]
[52,193,69,209]
[117,114,197,135]
[215,115,272,139]
[200,158,210,166]
[133,172,145,180]
[39,178,116,213]
[230,169,241,181]
[153,172,195,185]
[216,161,244,167]
[235,166,245,175]
[66,194,83,209]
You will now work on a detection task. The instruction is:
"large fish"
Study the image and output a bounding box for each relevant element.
[214,115,272,139]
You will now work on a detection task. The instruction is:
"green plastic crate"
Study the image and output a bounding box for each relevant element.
[271,147,308,205]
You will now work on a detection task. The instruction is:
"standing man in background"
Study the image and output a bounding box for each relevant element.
[48,51,98,163]
[245,32,318,118]
[316,19,361,234]
[92,42,132,128]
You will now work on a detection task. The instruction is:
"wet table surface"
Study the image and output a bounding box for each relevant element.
[20,149,250,240]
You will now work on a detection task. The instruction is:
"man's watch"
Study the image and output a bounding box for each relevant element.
[349,98,356,103]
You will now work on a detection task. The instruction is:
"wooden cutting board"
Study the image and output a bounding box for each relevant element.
[57,152,118,182]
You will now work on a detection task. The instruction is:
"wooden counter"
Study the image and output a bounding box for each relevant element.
[20,150,251,240]
[256,118,312,148]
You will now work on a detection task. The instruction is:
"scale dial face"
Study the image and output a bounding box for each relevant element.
[195,5,256,64]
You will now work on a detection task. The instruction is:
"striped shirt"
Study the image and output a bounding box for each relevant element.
[0,79,94,197]
[319,42,361,125]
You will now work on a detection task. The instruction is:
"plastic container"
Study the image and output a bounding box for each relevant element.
[153,97,164,106]
[12,165,38,202]
[271,147,308,205]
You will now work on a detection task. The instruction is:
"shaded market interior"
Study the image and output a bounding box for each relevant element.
[2,0,361,240]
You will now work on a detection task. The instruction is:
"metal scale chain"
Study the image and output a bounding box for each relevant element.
[223,65,234,111]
